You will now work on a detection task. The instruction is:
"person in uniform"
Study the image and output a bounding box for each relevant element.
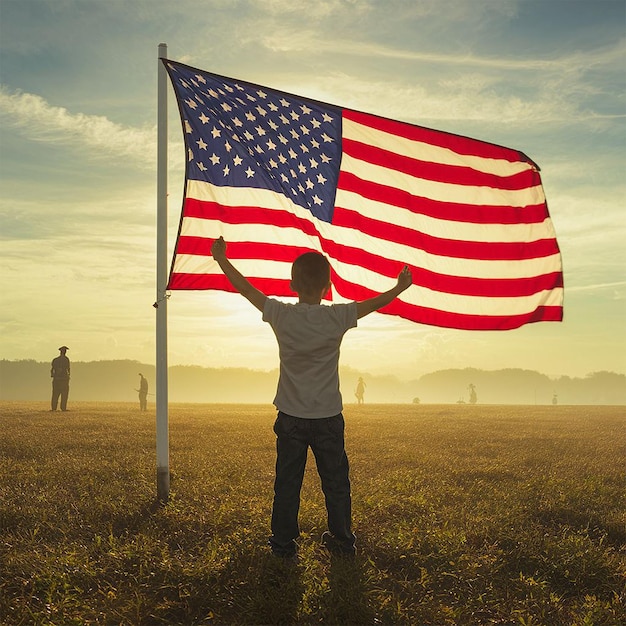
[51,346,71,411]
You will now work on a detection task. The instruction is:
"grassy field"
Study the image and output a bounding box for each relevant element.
[1,402,624,625]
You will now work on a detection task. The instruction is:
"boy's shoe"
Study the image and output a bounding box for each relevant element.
[271,550,299,565]
[321,531,356,557]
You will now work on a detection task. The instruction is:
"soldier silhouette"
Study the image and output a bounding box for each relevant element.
[51,346,70,411]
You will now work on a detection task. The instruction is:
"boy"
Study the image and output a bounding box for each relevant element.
[211,236,412,558]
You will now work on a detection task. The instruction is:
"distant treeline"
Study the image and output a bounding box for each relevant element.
[1,359,624,405]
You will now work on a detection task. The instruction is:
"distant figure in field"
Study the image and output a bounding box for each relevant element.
[137,373,149,411]
[50,346,70,411]
[552,393,558,406]
[211,236,412,559]
[468,383,477,405]
[355,377,366,405]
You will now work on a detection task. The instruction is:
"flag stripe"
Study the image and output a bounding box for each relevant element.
[173,234,563,297]
[181,181,562,274]
[343,109,532,163]
[163,60,564,330]
[342,137,537,191]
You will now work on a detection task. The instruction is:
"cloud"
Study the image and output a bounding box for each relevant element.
[0,86,157,167]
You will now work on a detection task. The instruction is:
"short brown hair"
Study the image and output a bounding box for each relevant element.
[291,252,331,296]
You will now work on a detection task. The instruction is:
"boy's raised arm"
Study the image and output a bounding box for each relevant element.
[211,236,267,312]
[356,266,412,319]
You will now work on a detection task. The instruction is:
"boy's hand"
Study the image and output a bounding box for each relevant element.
[396,265,412,291]
[211,236,226,260]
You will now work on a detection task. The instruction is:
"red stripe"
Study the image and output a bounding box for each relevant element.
[344,109,532,164]
[174,234,563,297]
[337,171,548,224]
[332,206,560,261]
[343,137,538,191]
[183,197,558,261]
[331,273,563,330]
[168,273,295,295]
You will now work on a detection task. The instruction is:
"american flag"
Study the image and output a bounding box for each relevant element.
[164,60,563,330]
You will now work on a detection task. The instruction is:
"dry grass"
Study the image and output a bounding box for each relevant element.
[1,402,625,625]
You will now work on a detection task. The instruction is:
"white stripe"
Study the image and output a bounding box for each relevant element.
[178,218,561,281]
[173,254,564,317]
[343,117,532,177]
[340,152,545,208]
[335,188,556,244]
[184,181,562,279]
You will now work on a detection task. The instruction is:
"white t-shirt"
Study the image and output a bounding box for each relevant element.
[263,298,358,418]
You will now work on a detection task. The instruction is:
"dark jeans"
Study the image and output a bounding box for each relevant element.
[269,412,356,555]
[51,379,69,411]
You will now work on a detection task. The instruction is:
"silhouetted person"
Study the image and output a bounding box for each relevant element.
[51,346,70,411]
[355,377,366,404]
[468,383,477,405]
[211,236,412,559]
[552,393,558,406]
[138,373,148,411]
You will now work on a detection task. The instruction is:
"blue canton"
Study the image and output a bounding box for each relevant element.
[167,62,342,224]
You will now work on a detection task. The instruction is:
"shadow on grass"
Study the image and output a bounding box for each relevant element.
[319,554,376,625]
[220,550,306,625]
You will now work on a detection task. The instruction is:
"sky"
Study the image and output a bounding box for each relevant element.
[1,0,624,381]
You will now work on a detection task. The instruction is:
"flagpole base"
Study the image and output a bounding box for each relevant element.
[156,467,170,504]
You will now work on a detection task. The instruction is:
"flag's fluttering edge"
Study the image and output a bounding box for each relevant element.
[164,60,563,330]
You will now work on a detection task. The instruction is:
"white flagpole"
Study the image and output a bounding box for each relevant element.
[156,42,170,502]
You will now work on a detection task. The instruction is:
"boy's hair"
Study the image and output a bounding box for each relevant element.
[291,252,331,295]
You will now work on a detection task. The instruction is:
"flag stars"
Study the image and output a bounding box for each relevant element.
[174,66,341,219]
